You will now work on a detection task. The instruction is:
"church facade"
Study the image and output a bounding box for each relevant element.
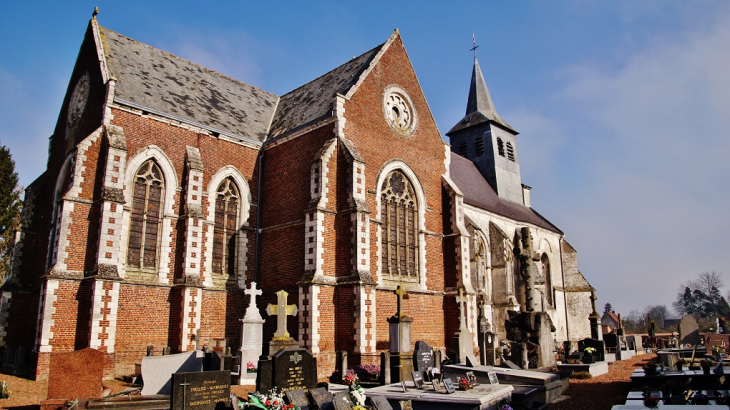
[0,17,593,380]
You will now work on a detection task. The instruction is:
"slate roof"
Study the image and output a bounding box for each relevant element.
[99,26,279,143]
[449,153,561,233]
[448,57,516,135]
[268,44,384,139]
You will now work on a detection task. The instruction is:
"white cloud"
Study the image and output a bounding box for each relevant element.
[544,12,730,314]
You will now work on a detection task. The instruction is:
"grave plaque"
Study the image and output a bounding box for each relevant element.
[367,396,394,410]
[412,341,434,379]
[465,371,478,386]
[411,371,424,389]
[171,370,230,410]
[487,372,499,385]
[443,378,456,394]
[333,392,354,410]
[286,388,310,410]
[259,348,317,393]
[400,380,408,392]
[431,379,441,391]
[310,387,334,410]
[365,396,393,410]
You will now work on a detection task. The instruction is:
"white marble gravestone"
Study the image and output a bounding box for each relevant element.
[239,282,265,385]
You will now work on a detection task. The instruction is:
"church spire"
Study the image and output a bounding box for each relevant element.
[466,57,514,131]
[448,56,516,135]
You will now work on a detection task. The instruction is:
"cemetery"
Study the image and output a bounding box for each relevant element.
[4,281,730,409]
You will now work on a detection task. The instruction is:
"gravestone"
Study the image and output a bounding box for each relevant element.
[442,377,456,394]
[704,333,730,356]
[388,286,414,382]
[141,351,204,395]
[454,288,475,365]
[266,289,300,355]
[286,388,310,410]
[310,387,334,410]
[333,391,354,410]
[578,338,606,362]
[604,334,618,352]
[240,282,265,385]
[46,348,105,401]
[412,341,434,380]
[257,348,317,394]
[411,371,424,388]
[367,396,394,410]
[171,370,230,410]
[679,315,701,346]
[625,335,637,351]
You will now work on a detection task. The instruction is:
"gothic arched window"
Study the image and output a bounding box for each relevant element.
[127,161,164,269]
[542,253,553,306]
[380,170,418,282]
[212,178,240,275]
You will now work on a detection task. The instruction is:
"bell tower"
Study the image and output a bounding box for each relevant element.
[447,56,524,205]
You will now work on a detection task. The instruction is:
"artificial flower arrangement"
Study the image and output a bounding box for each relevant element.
[344,370,366,407]
[240,388,296,410]
[247,361,258,373]
[583,347,596,355]
[712,345,725,356]
[458,377,473,390]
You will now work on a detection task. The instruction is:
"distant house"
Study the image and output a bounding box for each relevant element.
[601,311,620,332]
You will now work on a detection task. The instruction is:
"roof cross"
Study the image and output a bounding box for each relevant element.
[471,33,480,59]
[266,290,298,340]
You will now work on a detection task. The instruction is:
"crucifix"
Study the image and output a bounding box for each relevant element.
[395,286,407,319]
[456,288,468,330]
[266,290,298,340]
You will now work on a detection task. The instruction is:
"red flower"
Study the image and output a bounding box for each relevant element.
[265,400,270,406]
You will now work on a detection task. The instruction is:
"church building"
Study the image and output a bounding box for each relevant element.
[0,15,594,380]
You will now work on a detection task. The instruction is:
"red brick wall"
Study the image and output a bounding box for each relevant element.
[114,284,172,375]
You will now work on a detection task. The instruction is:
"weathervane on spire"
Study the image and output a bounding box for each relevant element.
[471,33,479,59]
[92,7,99,20]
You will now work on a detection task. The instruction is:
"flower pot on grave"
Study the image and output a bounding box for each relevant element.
[582,355,594,364]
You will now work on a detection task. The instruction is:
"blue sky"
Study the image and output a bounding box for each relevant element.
[2,1,730,316]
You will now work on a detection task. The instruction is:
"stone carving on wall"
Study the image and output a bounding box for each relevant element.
[102,187,125,204]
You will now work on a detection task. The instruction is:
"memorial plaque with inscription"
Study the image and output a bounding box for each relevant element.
[286,388,310,410]
[367,396,394,410]
[171,370,230,410]
[333,392,354,410]
[271,348,317,393]
[411,371,424,389]
[412,341,434,379]
[310,387,334,410]
[442,378,456,394]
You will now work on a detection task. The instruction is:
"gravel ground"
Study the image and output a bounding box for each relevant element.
[0,355,652,409]
[550,353,654,410]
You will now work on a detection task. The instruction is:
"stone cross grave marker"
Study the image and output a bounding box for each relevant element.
[266,289,298,340]
[395,286,407,319]
[456,288,467,330]
[244,281,263,320]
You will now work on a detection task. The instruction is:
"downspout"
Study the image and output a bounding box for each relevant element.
[560,237,570,343]
[253,144,265,283]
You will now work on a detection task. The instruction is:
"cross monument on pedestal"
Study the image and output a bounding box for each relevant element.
[266,290,298,340]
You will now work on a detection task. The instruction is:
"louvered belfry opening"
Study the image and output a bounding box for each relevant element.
[128,160,164,269]
[380,170,418,282]
[212,178,239,275]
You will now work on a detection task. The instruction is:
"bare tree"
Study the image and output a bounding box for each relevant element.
[691,271,725,296]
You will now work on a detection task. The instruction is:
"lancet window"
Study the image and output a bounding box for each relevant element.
[380,170,418,282]
[212,178,240,275]
[127,160,164,269]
